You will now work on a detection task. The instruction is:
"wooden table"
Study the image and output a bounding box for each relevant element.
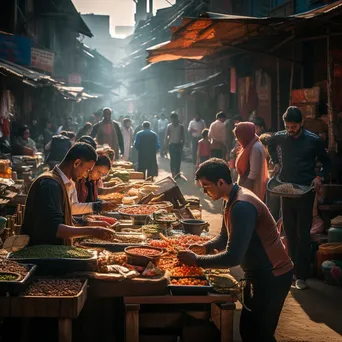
[0,280,87,342]
[124,294,236,342]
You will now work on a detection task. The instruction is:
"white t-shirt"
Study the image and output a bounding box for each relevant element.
[188,119,206,138]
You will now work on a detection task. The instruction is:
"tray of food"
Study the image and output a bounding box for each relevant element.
[0,259,37,295]
[118,204,160,218]
[8,245,97,275]
[267,176,313,198]
[168,276,213,295]
[98,192,125,203]
[153,210,178,223]
[142,224,169,239]
[10,279,88,318]
[82,214,119,226]
[205,269,239,294]
[124,246,164,267]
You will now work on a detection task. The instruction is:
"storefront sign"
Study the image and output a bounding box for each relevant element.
[68,73,82,85]
[0,33,31,65]
[31,48,54,73]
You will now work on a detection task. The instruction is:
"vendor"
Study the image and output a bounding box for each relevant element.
[76,154,124,203]
[268,106,331,290]
[178,158,293,342]
[12,125,37,156]
[21,143,116,245]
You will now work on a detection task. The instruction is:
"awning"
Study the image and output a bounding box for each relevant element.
[168,72,221,93]
[0,58,58,87]
[146,1,342,64]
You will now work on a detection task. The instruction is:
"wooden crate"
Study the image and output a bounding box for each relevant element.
[9,279,88,318]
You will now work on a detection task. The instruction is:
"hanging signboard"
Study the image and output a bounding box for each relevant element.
[31,48,54,73]
[0,33,31,65]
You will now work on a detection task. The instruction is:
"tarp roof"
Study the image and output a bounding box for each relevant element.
[147,0,342,64]
[168,72,221,93]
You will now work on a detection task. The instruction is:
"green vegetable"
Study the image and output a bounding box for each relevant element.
[11,245,93,259]
[0,273,19,281]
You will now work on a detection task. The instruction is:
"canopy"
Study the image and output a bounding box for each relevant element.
[147,1,342,64]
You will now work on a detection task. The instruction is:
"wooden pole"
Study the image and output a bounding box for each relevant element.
[326,29,336,152]
[289,46,295,106]
[277,58,281,131]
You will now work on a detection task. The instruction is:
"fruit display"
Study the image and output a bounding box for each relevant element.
[169,265,204,277]
[157,258,178,271]
[0,258,29,276]
[170,278,208,286]
[22,279,83,296]
[149,235,212,251]
[119,205,159,216]
[10,245,93,259]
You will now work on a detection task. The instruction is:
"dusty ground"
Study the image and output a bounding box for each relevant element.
[156,156,342,342]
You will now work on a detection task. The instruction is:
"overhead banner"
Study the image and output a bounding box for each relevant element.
[0,33,31,65]
[31,48,54,73]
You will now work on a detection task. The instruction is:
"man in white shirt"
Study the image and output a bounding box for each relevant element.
[188,113,206,164]
[157,112,169,157]
[208,111,227,159]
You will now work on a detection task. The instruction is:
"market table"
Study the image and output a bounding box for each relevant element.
[0,280,88,342]
[123,294,236,342]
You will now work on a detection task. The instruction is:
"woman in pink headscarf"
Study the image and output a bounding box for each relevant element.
[234,122,268,201]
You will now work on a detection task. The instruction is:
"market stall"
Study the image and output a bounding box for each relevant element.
[0,166,240,342]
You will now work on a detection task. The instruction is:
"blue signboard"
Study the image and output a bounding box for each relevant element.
[0,33,31,65]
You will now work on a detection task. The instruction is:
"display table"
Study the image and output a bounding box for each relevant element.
[124,294,236,342]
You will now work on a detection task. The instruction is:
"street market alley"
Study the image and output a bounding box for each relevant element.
[156,156,342,342]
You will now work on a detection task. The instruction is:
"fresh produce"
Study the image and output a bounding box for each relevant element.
[120,205,159,216]
[86,215,117,225]
[22,279,83,296]
[126,247,162,257]
[0,273,19,281]
[272,183,304,195]
[158,258,178,271]
[149,235,211,251]
[169,265,204,277]
[0,258,29,276]
[170,278,208,286]
[142,224,167,239]
[10,245,93,259]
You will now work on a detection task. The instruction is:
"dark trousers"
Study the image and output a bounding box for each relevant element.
[240,270,293,342]
[169,143,182,176]
[191,137,200,164]
[266,190,281,222]
[282,192,315,280]
[211,149,224,159]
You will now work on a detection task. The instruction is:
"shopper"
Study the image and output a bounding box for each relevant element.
[121,118,133,161]
[208,111,226,159]
[165,112,185,178]
[12,126,37,155]
[76,122,93,141]
[91,107,124,160]
[268,106,330,290]
[234,122,268,201]
[188,113,206,164]
[158,112,169,157]
[134,121,160,179]
[178,158,293,342]
[196,128,211,167]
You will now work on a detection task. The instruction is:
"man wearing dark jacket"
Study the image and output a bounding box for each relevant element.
[268,106,330,290]
[91,108,124,160]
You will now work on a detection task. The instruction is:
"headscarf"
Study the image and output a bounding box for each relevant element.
[235,122,268,200]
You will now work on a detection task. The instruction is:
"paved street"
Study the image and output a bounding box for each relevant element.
[157,156,342,342]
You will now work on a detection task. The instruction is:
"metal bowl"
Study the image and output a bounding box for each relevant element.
[267,176,313,198]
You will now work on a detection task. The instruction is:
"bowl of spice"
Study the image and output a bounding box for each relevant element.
[124,246,163,266]
[267,176,313,198]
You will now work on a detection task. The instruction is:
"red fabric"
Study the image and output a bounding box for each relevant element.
[76,178,88,203]
[235,122,258,176]
[198,139,211,157]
